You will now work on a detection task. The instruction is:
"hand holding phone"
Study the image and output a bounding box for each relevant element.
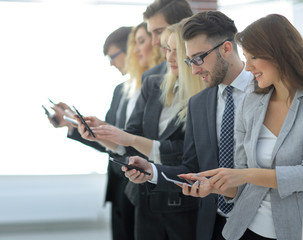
[110,157,151,176]
[161,172,194,187]
[42,105,59,126]
[72,106,95,138]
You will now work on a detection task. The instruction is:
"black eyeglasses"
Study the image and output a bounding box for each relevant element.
[108,48,126,62]
[184,38,233,67]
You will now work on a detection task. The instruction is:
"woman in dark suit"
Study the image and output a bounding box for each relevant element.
[78,22,205,240]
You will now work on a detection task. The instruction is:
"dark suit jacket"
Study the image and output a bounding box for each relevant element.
[125,74,198,213]
[68,82,129,204]
[154,86,219,240]
[141,61,167,83]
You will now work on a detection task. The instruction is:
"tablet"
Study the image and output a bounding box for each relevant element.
[161,172,194,187]
[109,157,151,176]
[72,106,95,138]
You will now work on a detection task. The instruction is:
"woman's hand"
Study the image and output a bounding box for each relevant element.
[77,116,106,141]
[122,156,153,183]
[91,125,135,146]
[199,168,247,192]
[176,173,215,198]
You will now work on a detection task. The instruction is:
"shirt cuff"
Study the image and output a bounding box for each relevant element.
[109,145,126,156]
[148,163,158,184]
[149,140,161,164]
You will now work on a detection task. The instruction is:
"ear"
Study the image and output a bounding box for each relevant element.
[220,41,233,58]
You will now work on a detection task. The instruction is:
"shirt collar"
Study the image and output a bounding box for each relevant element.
[218,63,254,95]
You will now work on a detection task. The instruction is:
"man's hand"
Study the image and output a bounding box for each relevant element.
[122,156,153,183]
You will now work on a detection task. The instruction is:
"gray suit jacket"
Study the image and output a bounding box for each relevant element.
[223,89,303,240]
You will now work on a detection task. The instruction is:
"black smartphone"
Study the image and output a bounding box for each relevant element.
[72,106,95,138]
[109,156,151,176]
[42,105,59,126]
[161,172,194,187]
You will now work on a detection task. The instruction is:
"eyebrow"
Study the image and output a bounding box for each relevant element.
[189,51,205,59]
[152,27,165,33]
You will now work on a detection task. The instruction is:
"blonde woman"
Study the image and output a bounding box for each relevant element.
[78,21,205,240]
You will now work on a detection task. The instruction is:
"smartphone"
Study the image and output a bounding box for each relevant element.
[42,105,59,126]
[161,172,194,187]
[72,106,95,138]
[109,157,151,176]
[63,115,78,126]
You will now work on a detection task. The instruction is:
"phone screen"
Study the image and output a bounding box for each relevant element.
[72,106,95,138]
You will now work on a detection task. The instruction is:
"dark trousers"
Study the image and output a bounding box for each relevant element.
[111,196,135,240]
[134,206,197,240]
[240,229,276,240]
[211,213,226,240]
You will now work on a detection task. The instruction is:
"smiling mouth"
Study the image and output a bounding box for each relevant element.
[255,73,262,79]
[200,73,208,81]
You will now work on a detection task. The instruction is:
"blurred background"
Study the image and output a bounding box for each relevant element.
[0,0,302,239]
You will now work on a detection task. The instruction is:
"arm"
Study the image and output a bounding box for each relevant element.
[90,124,153,157]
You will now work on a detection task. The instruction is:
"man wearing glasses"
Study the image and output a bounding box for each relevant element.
[122,11,255,240]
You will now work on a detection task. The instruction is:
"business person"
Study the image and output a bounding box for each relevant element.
[47,23,163,240]
[140,0,194,81]
[180,14,303,240]
[46,26,134,240]
[122,11,255,240]
[77,21,205,240]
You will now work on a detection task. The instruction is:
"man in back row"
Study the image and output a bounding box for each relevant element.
[141,0,193,80]
[122,11,255,240]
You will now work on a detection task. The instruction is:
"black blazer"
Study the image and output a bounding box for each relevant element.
[141,61,167,83]
[154,86,220,240]
[124,74,198,213]
[68,82,129,204]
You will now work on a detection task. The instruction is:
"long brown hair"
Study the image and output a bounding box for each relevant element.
[236,14,303,93]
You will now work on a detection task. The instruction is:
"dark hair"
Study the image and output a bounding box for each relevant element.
[143,0,193,25]
[103,26,132,55]
[236,14,303,92]
[134,22,150,37]
[182,11,237,46]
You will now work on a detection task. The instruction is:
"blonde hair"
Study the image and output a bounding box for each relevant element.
[161,20,206,129]
[124,22,164,98]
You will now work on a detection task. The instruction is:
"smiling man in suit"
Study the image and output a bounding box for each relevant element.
[122,11,255,240]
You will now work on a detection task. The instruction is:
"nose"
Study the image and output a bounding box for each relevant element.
[134,44,139,54]
[152,34,160,46]
[245,60,252,72]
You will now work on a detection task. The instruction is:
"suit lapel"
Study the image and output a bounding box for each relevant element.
[250,93,271,167]
[144,87,162,139]
[118,95,128,128]
[271,90,303,164]
[207,87,219,160]
[160,115,181,140]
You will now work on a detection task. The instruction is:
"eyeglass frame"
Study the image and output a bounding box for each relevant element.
[184,37,233,67]
[108,48,126,62]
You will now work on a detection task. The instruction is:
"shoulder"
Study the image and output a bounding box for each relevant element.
[241,91,266,112]
[189,87,217,106]
[142,61,167,81]
[142,74,164,90]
